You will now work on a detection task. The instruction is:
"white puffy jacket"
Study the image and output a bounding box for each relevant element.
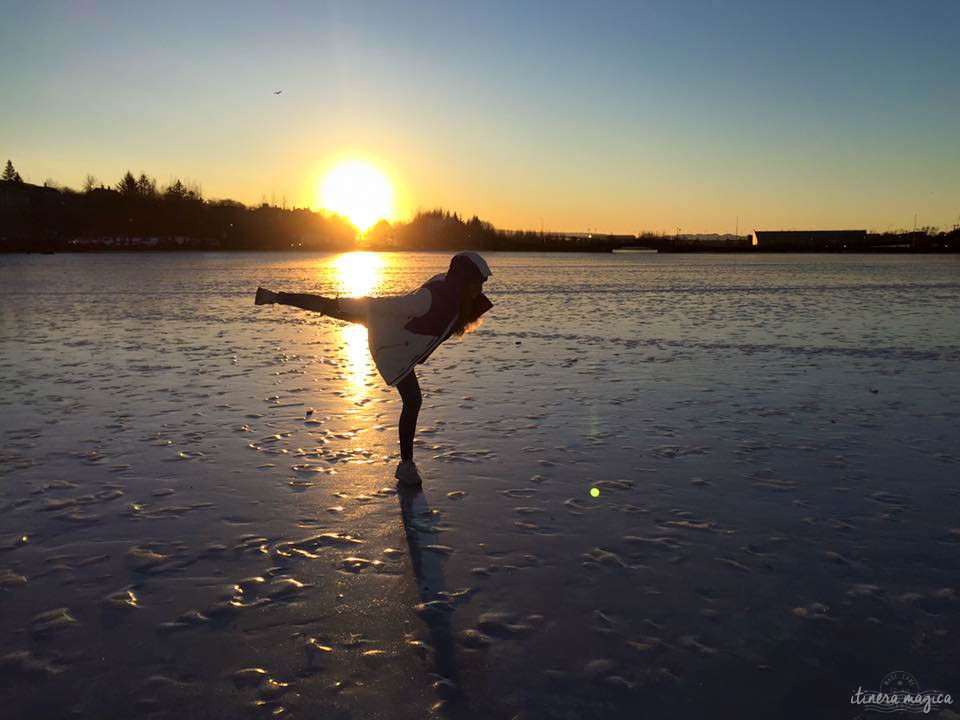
[336,283,456,386]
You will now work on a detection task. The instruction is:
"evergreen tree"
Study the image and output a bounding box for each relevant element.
[2,160,22,183]
[117,171,138,197]
[136,173,157,198]
[164,179,187,200]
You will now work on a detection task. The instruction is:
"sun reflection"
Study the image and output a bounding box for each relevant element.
[341,323,373,395]
[331,251,385,296]
[330,252,387,398]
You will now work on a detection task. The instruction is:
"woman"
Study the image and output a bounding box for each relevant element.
[254,251,493,486]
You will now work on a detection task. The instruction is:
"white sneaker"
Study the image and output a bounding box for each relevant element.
[394,460,422,486]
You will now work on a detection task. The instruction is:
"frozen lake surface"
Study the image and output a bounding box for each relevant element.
[1,251,958,719]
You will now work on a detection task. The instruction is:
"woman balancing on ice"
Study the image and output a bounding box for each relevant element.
[254,251,493,486]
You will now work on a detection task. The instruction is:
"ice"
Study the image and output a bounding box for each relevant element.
[0,251,958,718]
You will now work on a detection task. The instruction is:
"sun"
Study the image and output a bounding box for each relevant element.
[318,161,395,233]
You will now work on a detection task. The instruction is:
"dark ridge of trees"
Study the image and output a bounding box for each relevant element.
[0,169,621,252]
[363,208,596,252]
[0,169,359,252]
[1,164,957,253]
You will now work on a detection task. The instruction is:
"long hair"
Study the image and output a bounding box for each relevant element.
[450,291,487,338]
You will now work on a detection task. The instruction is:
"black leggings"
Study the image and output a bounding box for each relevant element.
[275,292,343,318]
[396,370,422,462]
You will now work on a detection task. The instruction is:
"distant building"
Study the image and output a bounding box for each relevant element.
[557,232,637,245]
[677,233,752,248]
[752,230,867,250]
[0,181,60,211]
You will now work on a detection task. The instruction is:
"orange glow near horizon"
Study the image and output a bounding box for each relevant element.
[317,161,395,233]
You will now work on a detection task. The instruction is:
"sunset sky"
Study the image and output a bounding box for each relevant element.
[2,0,958,234]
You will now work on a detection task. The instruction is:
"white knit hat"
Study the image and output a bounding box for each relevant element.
[454,251,493,279]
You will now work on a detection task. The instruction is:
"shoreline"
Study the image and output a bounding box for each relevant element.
[5,247,958,255]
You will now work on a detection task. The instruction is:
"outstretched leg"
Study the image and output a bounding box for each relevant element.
[275,291,336,315]
[261,288,363,323]
[396,370,422,462]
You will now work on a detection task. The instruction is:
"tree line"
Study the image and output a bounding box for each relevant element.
[0,161,603,252]
[363,208,583,252]
[5,159,954,253]
[0,161,358,252]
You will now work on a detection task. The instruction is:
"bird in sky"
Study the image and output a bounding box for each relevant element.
[273,90,282,95]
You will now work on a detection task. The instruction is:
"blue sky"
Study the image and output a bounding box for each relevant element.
[2,0,957,233]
